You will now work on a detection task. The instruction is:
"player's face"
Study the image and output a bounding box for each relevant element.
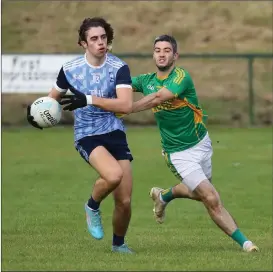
[82,26,108,58]
[153,41,178,71]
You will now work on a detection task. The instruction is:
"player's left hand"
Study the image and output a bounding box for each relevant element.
[59,87,87,111]
[26,105,43,129]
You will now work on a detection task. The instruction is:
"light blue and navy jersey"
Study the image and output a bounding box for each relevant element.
[54,53,132,142]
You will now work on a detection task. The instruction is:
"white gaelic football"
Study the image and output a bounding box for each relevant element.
[30,97,62,128]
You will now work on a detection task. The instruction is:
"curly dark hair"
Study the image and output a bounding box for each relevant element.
[78,17,114,46]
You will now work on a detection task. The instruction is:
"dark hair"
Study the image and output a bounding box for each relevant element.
[154,34,177,53]
[78,17,114,46]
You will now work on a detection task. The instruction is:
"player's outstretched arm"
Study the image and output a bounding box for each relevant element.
[132,87,175,113]
[132,93,158,113]
[132,69,189,113]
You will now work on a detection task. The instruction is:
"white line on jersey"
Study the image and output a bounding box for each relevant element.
[64,58,85,71]
[106,61,124,70]
[106,58,124,67]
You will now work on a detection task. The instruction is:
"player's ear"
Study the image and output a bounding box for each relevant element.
[80,41,88,49]
[153,51,156,61]
[174,52,179,60]
[107,44,113,52]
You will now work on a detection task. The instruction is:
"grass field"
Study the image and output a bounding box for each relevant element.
[2,126,272,271]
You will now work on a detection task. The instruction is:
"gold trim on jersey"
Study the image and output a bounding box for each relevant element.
[152,98,188,112]
[183,98,208,139]
[185,99,203,124]
[173,68,185,85]
[152,97,207,126]
[156,74,169,80]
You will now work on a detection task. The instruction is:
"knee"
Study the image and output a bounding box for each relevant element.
[115,198,131,210]
[104,169,123,188]
[202,192,222,213]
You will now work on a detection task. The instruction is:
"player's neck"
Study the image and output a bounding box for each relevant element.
[156,65,175,80]
[85,52,106,67]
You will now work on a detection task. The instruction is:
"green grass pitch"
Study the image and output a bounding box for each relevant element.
[2,126,272,271]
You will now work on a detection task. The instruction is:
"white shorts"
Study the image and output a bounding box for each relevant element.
[163,133,213,191]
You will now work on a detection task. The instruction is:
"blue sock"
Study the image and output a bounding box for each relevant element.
[87,196,100,211]
[113,233,124,246]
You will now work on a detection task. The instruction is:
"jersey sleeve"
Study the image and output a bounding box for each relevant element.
[54,67,70,93]
[116,65,132,89]
[131,75,144,93]
[164,69,189,96]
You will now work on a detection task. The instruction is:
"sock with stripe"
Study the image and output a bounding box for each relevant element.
[160,187,174,203]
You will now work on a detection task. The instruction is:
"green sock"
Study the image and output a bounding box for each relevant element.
[161,188,174,203]
[231,229,248,247]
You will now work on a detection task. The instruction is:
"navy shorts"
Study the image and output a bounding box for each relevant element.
[75,129,133,164]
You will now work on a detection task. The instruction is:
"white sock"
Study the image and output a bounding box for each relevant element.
[243,240,253,250]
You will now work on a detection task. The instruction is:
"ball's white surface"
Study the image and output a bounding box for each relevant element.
[30,97,62,128]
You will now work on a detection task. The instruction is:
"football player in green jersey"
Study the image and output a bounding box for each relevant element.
[131,35,258,252]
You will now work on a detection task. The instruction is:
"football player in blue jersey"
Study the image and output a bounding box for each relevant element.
[27,17,134,253]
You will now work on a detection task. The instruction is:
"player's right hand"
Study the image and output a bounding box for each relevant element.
[26,105,43,130]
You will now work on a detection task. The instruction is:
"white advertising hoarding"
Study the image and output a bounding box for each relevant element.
[2,54,80,93]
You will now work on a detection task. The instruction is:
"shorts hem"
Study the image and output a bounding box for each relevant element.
[182,169,208,191]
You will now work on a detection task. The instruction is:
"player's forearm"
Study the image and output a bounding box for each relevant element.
[48,88,63,102]
[132,93,160,113]
[92,96,132,114]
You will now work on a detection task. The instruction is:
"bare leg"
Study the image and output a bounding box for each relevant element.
[84,146,123,240]
[166,178,212,202]
[112,160,133,245]
[193,179,237,235]
[192,179,258,252]
[91,178,113,203]
[172,183,201,201]
[89,146,123,202]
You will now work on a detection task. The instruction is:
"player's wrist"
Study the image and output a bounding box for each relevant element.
[86,95,93,105]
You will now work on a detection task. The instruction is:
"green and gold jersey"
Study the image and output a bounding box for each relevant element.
[132,67,208,153]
